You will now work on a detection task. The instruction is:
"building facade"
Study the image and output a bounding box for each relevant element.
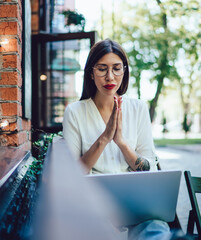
[0,0,96,149]
[0,0,31,150]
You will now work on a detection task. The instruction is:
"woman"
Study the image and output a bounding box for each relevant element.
[62,39,183,239]
[63,39,157,174]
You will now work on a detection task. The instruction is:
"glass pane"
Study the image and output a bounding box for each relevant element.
[39,38,91,127]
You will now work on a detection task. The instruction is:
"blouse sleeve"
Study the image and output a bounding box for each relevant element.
[62,105,81,161]
[135,101,157,171]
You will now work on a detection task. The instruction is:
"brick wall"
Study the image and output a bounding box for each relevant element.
[31,0,39,34]
[0,0,31,151]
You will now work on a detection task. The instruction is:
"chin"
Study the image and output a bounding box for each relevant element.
[104,90,117,96]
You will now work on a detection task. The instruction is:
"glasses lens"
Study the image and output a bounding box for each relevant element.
[94,65,108,77]
[94,64,125,77]
[113,64,125,76]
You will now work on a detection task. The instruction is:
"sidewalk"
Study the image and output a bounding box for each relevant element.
[163,144,201,153]
[155,144,201,234]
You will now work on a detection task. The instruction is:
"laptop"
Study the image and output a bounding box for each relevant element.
[85,170,181,226]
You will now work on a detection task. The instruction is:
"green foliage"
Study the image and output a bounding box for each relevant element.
[61,10,85,32]
[26,132,62,181]
[98,0,201,123]
[111,1,180,120]
[154,138,201,145]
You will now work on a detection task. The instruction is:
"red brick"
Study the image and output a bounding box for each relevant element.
[1,0,18,2]
[9,117,21,131]
[18,15,23,33]
[0,72,22,86]
[31,1,39,12]
[0,102,22,116]
[3,54,17,68]
[9,122,18,131]
[0,119,10,131]
[31,14,39,33]
[0,135,7,146]
[2,54,21,73]
[0,22,19,35]
[0,87,21,102]
[0,39,22,56]
[22,119,31,131]
[0,131,28,146]
[0,5,18,18]
[6,118,30,132]
[18,0,22,16]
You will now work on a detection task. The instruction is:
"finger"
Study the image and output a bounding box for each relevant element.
[118,106,122,123]
[117,103,122,121]
[113,96,118,112]
[108,97,117,125]
[118,96,123,109]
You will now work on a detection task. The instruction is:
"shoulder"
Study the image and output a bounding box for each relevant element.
[65,98,92,114]
[63,99,92,126]
[123,96,148,111]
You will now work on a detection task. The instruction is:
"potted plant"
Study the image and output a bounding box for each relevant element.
[61,9,86,32]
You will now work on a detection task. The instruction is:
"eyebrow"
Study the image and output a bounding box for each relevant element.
[96,63,123,67]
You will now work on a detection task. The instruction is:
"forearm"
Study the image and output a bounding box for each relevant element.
[80,134,109,173]
[117,141,150,171]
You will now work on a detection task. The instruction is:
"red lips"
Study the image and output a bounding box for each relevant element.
[103,84,116,90]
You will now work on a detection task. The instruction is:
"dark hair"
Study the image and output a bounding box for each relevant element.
[80,39,129,100]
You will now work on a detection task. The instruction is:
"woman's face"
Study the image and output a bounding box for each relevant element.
[92,53,124,98]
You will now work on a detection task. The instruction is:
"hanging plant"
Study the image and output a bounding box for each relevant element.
[61,9,86,32]
[27,131,63,182]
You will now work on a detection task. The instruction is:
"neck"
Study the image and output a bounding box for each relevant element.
[93,93,115,110]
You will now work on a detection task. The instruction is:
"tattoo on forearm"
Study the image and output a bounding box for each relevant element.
[135,156,150,171]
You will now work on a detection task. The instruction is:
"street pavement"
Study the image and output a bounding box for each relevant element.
[155,144,201,234]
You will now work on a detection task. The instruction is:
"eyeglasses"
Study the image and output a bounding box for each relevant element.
[93,63,126,77]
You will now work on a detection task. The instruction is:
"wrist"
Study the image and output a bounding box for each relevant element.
[115,138,127,148]
[99,133,110,146]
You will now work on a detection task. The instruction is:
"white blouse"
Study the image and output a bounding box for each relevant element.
[63,96,157,173]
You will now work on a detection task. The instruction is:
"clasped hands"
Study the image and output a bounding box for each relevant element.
[103,96,124,146]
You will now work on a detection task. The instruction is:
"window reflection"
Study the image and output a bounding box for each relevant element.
[39,39,90,127]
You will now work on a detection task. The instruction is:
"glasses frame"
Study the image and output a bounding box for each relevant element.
[92,64,126,77]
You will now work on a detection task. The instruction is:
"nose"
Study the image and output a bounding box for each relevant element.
[105,68,114,81]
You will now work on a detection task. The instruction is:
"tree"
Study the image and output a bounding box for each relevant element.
[97,0,201,123]
[161,111,168,136]
[168,0,201,130]
[182,113,192,137]
[99,1,180,121]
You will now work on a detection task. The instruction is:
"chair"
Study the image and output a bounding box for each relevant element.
[155,155,162,171]
[155,155,182,230]
[184,171,201,238]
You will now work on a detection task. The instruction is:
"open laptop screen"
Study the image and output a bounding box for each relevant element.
[85,170,181,226]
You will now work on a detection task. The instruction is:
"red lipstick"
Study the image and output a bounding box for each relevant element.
[103,84,116,90]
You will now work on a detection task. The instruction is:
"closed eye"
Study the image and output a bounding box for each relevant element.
[98,68,107,71]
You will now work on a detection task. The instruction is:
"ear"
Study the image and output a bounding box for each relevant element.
[91,73,94,80]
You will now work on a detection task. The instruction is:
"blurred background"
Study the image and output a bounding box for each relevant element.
[32,0,201,142]
[77,0,201,141]
[0,1,201,238]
